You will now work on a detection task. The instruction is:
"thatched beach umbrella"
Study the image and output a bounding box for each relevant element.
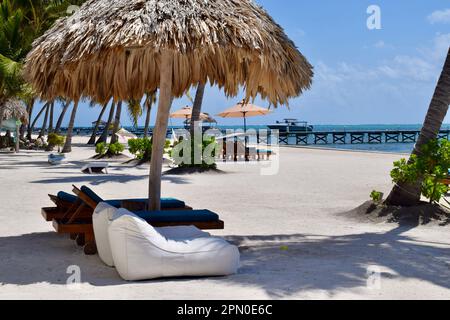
[24,0,313,210]
[0,99,29,125]
[0,99,28,152]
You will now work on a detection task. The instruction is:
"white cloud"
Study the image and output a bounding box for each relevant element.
[427,9,450,24]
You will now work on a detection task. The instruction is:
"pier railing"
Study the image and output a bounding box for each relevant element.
[33,128,450,146]
[264,130,450,145]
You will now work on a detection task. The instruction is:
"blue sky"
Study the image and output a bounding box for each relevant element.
[33,0,450,127]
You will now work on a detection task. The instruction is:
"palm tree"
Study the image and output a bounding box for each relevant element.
[143,92,157,138]
[54,99,70,134]
[61,100,79,153]
[386,47,450,206]
[27,101,49,138]
[97,101,115,144]
[87,101,107,145]
[38,102,49,138]
[190,83,206,138]
[110,100,122,144]
[48,101,54,133]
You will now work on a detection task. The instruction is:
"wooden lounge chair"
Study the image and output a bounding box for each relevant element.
[81,162,109,174]
[48,186,224,255]
[42,187,191,222]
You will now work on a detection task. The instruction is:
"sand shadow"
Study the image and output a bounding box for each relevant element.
[221,226,450,298]
[0,232,123,286]
[1,227,449,296]
[30,174,190,185]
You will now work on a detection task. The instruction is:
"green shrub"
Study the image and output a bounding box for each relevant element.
[128,138,170,161]
[47,133,65,152]
[108,142,124,155]
[370,190,383,203]
[390,139,450,203]
[95,142,107,155]
[171,136,218,169]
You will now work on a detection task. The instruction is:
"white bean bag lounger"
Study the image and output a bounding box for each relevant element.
[108,210,240,281]
[93,204,211,267]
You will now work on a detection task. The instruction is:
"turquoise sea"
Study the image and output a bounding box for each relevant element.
[66,123,450,154]
[203,124,450,154]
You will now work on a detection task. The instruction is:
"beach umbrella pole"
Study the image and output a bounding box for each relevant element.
[149,52,174,211]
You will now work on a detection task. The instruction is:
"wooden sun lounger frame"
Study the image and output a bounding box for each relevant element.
[44,185,224,255]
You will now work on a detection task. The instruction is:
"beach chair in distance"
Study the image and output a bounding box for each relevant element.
[81,162,109,174]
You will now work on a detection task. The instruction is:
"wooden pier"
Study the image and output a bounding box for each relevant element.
[259,130,450,146]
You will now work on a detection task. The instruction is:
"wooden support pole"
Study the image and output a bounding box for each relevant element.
[149,51,174,211]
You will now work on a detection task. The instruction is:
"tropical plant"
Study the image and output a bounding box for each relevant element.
[47,132,65,152]
[386,48,450,206]
[95,142,107,155]
[0,0,88,145]
[370,190,384,203]
[128,137,170,161]
[107,141,124,156]
[390,139,450,204]
[171,136,218,169]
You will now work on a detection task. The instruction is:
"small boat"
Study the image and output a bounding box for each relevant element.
[267,119,313,133]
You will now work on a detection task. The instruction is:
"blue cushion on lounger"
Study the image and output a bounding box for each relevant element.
[134,209,219,223]
[80,185,104,204]
[105,198,186,209]
[57,191,78,203]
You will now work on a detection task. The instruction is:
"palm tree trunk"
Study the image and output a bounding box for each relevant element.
[54,100,70,134]
[38,104,50,139]
[110,101,122,144]
[87,102,108,145]
[24,99,35,139]
[149,52,174,211]
[190,83,206,138]
[144,97,152,138]
[28,102,48,140]
[386,48,450,206]
[48,102,54,134]
[62,100,79,153]
[21,99,34,140]
[97,102,115,145]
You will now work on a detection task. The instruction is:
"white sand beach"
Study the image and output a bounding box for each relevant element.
[0,136,449,300]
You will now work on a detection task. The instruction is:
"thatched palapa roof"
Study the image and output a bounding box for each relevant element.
[0,99,28,124]
[25,0,313,105]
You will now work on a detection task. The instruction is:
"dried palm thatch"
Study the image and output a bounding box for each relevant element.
[0,99,28,124]
[24,0,313,105]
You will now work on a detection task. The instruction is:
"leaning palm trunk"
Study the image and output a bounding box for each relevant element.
[144,103,151,138]
[88,102,108,145]
[143,94,155,138]
[110,101,122,144]
[386,48,450,206]
[21,99,34,139]
[54,100,70,134]
[97,102,115,145]
[28,102,49,139]
[190,83,206,138]
[48,102,54,133]
[38,104,50,139]
[62,101,79,153]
